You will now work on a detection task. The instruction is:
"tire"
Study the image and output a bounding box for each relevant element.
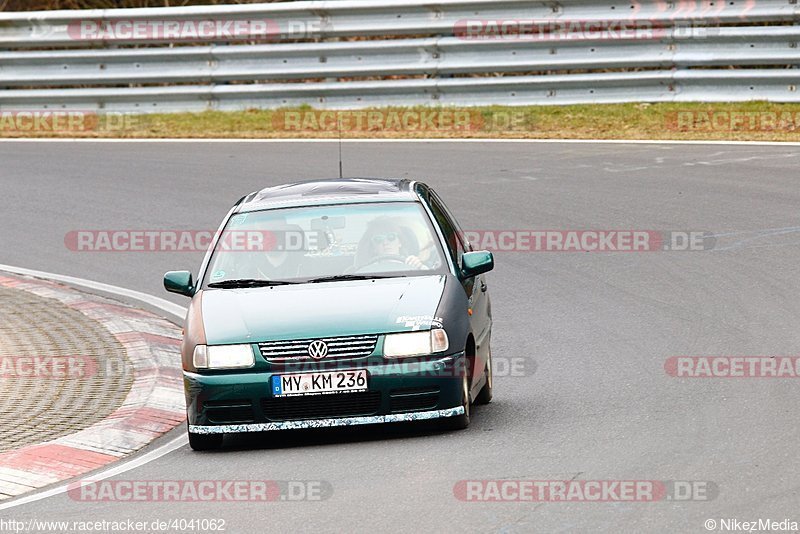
[444,369,471,430]
[475,351,493,405]
[188,431,223,451]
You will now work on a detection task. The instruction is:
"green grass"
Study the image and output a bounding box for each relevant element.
[4,102,800,141]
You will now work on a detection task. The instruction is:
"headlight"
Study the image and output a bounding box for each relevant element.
[383,329,449,358]
[193,344,254,369]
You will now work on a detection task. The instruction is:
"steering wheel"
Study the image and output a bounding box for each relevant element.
[355,254,409,273]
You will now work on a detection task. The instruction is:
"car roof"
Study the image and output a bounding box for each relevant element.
[235,178,423,212]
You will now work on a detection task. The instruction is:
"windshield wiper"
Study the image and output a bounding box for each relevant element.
[208,279,300,289]
[307,274,403,283]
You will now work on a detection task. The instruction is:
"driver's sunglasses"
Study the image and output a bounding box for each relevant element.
[372,232,399,245]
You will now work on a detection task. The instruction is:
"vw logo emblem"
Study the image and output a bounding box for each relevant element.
[307,340,329,360]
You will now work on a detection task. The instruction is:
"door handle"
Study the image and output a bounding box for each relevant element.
[480,280,487,292]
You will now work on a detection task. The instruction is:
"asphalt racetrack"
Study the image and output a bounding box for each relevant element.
[1,140,799,532]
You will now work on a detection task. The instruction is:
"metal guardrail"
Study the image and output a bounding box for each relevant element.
[3,0,798,47]
[1,0,799,112]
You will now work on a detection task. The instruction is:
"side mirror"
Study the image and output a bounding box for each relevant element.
[461,251,494,279]
[164,271,194,297]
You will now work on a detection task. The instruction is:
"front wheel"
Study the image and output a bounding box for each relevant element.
[444,370,471,430]
[188,430,223,451]
[474,351,493,405]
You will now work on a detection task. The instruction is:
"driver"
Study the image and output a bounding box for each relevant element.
[357,217,427,270]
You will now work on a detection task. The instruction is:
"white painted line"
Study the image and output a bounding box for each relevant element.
[1,138,800,146]
[0,435,187,512]
[0,264,189,511]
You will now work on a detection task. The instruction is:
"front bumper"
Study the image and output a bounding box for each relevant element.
[185,351,466,434]
[189,407,465,434]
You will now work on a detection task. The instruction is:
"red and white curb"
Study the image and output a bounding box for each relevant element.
[0,273,185,500]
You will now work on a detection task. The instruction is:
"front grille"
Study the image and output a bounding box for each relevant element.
[390,387,440,413]
[205,400,255,424]
[261,391,382,421]
[258,334,379,362]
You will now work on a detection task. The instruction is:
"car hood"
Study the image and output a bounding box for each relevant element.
[201,275,447,344]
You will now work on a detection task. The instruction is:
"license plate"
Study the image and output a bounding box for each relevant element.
[271,370,368,397]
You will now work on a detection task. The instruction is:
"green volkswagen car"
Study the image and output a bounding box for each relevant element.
[164,179,494,450]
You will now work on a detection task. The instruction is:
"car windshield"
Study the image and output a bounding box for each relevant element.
[203,202,448,287]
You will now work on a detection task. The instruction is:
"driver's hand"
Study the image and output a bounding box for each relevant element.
[405,255,427,270]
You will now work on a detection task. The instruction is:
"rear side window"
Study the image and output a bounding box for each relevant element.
[432,191,473,253]
[428,193,466,268]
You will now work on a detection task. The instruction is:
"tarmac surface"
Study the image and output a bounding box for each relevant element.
[0,140,798,532]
